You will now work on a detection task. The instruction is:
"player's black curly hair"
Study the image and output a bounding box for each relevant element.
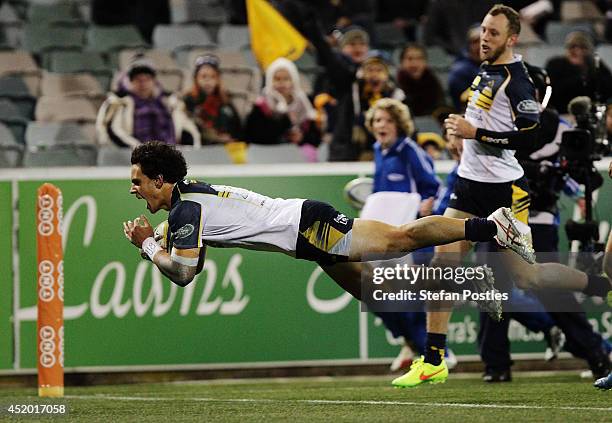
[131,142,187,183]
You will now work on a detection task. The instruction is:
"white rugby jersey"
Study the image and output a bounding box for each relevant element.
[168,180,305,254]
[459,55,540,183]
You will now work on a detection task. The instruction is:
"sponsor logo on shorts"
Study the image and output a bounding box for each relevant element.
[334,214,349,225]
[175,224,195,239]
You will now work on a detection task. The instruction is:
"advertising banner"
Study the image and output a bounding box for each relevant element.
[2,168,611,370]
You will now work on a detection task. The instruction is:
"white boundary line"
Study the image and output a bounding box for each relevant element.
[64,394,612,412]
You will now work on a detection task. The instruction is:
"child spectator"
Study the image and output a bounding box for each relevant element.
[96,55,200,148]
[183,54,243,146]
[246,58,321,161]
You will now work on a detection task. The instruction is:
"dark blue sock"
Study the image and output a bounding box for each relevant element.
[425,332,446,365]
[465,218,497,242]
[583,274,611,297]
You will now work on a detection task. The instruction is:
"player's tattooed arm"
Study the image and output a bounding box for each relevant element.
[152,248,199,287]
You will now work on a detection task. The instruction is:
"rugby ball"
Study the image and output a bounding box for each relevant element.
[343,177,373,210]
[154,220,170,251]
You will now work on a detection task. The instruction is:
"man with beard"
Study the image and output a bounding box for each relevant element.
[392,4,612,388]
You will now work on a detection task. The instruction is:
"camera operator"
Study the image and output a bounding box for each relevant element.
[546,31,612,114]
[479,64,611,382]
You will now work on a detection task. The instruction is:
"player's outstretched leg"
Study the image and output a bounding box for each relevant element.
[349,207,530,261]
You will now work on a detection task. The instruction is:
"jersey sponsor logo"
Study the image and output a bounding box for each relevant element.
[482,136,509,145]
[516,99,539,114]
[334,214,349,225]
[175,224,195,239]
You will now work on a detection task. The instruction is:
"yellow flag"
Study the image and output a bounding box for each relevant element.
[246,0,307,69]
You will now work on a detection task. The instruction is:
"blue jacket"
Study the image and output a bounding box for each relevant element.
[373,137,440,198]
[433,163,459,216]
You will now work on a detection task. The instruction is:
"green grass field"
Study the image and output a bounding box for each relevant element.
[0,373,610,422]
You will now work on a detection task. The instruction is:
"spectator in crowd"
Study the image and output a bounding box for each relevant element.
[314,25,370,97]
[417,132,447,160]
[312,25,370,153]
[91,0,169,43]
[396,43,447,117]
[224,0,247,25]
[423,0,496,55]
[368,98,439,212]
[293,2,410,161]
[546,31,612,114]
[96,56,200,148]
[183,54,243,146]
[376,0,429,42]
[448,25,482,112]
[349,51,407,160]
[245,57,321,161]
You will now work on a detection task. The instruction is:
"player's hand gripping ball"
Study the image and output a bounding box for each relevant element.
[140,220,171,260]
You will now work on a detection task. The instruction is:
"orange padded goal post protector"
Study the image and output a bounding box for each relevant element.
[36,183,64,398]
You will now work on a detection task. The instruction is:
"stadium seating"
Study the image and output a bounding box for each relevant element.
[220,70,259,96]
[0,121,24,167]
[27,1,83,24]
[247,144,308,164]
[414,115,442,135]
[25,121,95,147]
[183,48,249,69]
[0,98,29,141]
[0,76,37,119]
[524,45,565,67]
[217,24,250,51]
[561,1,604,21]
[42,50,110,74]
[176,145,233,165]
[22,24,86,53]
[86,25,148,53]
[35,96,98,123]
[23,121,97,167]
[41,72,104,98]
[170,0,228,25]
[293,51,318,72]
[374,23,407,50]
[545,21,594,45]
[96,145,134,166]
[156,72,184,93]
[0,2,20,25]
[152,24,214,52]
[0,51,39,77]
[118,49,180,72]
[425,46,454,72]
[596,45,612,68]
